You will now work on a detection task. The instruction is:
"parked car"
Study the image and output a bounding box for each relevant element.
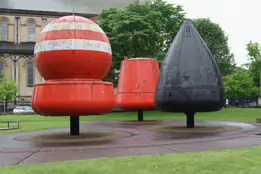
[7,105,16,112]
[13,106,34,115]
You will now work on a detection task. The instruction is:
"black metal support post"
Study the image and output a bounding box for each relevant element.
[13,59,17,105]
[185,112,195,128]
[70,116,80,136]
[138,110,144,121]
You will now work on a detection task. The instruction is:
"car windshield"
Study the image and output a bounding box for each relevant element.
[23,106,32,110]
[15,106,23,109]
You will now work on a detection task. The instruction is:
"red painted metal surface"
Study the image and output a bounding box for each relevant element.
[35,50,111,80]
[33,81,115,116]
[35,16,111,80]
[116,58,160,110]
[32,15,115,116]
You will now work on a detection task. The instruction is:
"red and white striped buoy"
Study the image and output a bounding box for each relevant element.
[34,15,112,80]
[32,15,115,117]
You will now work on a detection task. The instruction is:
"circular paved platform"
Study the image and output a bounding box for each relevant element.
[15,130,133,144]
[1,120,261,167]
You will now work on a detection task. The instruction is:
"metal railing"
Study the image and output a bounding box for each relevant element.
[0,121,20,130]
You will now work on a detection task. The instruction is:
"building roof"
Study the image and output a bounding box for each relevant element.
[0,0,142,15]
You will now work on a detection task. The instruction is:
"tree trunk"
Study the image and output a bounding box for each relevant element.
[5,99,7,113]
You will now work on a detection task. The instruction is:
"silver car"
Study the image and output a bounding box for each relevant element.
[13,106,34,115]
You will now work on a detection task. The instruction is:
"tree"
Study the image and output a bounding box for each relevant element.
[126,0,185,53]
[193,18,236,76]
[97,1,235,84]
[223,68,259,99]
[97,0,185,84]
[0,72,18,112]
[245,41,261,87]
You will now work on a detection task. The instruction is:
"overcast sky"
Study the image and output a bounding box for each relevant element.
[166,0,261,65]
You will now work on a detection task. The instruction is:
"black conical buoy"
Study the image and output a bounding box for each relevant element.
[155,19,226,127]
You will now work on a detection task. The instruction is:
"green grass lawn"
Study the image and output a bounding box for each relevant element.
[1,145,261,174]
[0,108,260,134]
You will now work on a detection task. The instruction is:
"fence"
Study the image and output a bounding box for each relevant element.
[227,98,258,108]
[0,96,131,115]
[0,96,32,113]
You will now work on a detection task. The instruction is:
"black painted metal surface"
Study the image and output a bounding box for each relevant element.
[70,116,80,136]
[155,19,225,113]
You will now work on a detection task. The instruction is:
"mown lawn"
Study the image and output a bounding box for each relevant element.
[0,108,260,134]
[1,145,261,174]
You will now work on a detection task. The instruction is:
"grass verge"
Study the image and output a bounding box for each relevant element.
[0,108,260,134]
[1,146,261,174]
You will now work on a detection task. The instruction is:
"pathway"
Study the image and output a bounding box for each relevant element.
[1,120,261,167]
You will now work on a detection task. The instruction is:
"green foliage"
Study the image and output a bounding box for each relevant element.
[97,0,185,84]
[245,41,261,87]
[0,72,18,101]
[192,18,236,76]
[127,0,186,50]
[223,68,259,98]
[247,41,261,60]
[97,1,235,85]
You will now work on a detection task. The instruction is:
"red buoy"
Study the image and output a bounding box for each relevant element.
[35,16,111,80]
[32,15,115,118]
[116,58,160,111]
[33,81,115,116]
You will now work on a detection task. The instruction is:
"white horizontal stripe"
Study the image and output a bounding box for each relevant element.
[42,22,105,34]
[34,39,112,55]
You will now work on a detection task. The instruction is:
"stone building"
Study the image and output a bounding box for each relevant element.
[0,0,142,106]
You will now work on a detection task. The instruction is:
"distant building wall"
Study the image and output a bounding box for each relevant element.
[0,13,58,100]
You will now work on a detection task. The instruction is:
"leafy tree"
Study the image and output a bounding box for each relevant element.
[245,41,261,87]
[97,1,235,84]
[97,0,185,84]
[0,72,18,112]
[192,18,236,76]
[126,0,185,53]
[223,68,259,99]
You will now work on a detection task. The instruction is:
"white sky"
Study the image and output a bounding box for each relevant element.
[166,0,261,65]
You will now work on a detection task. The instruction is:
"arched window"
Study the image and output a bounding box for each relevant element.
[0,61,4,80]
[27,62,34,86]
[27,21,35,42]
[1,20,8,41]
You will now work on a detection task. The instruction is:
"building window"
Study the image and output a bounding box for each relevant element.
[0,62,4,80]
[1,20,8,41]
[27,62,34,86]
[28,21,35,42]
